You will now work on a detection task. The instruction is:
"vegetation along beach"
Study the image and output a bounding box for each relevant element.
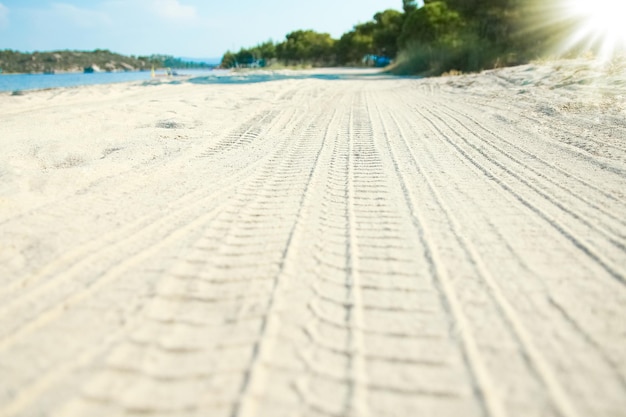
[0,0,625,416]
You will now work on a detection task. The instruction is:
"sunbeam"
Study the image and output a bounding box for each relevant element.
[536,0,626,60]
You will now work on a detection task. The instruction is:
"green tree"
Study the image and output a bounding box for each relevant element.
[335,8,405,65]
[435,0,523,46]
[220,51,237,68]
[252,41,276,60]
[438,0,519,17]
[336,29,374,64]
[403,0,418,14]
[276,30,335,65]
[372,9,404,57]
[399,1,462,47]
[235,48,255,66]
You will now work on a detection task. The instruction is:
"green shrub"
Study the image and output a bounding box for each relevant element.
[391,30,501,75]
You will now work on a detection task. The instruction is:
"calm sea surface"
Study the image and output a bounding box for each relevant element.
[0,70,216,92]
[0,69,390,92]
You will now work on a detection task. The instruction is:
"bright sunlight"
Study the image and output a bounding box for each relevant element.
[560,0,626,59]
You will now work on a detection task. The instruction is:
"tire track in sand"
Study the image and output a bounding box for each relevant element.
[432,99,626,235]
[0,111,288,350]
[368,93,499,417]
[417,105,625,285]
[1,72,624,417]
[388,90,624,416]
[0,87,338,417]
[41,91,342,417]
[388,102,581,417]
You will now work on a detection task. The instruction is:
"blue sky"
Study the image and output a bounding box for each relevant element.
[0,0,406,59]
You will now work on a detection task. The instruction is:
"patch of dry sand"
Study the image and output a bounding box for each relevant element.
[0,60,625,417]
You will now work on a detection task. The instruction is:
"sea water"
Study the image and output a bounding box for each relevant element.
[0,69,388,92]
[0,71,152,92]
[0,69,216,92]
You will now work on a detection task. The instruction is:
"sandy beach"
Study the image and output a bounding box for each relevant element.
[0,59,625,417]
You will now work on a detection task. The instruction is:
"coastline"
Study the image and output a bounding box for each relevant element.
[0,67,384,92]
[0,68,152,76]
[0,69,211,93]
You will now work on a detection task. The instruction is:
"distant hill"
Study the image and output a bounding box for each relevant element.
[0,49,215,74]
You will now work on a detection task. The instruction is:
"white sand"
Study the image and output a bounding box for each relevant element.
[0,59,625,417]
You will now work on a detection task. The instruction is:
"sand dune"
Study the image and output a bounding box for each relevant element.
[0,59,625,417]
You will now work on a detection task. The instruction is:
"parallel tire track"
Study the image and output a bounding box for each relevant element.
[1,70,625,417]
[414,104,625,285]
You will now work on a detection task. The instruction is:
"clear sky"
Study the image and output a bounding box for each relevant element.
[0,0,405,59]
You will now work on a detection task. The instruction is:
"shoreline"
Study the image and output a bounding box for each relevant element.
[0,70,150,76]
[1,67,386,93]
[0,70,218,93]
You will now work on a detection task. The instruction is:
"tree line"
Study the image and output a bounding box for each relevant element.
[221,0,571,75]
[0,50,213,74]
[220,8,405,69]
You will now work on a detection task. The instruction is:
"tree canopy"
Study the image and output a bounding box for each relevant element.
[220,0,580,74]
[220,8,406,68]
[399,2,462,46]
[277,30,335,64]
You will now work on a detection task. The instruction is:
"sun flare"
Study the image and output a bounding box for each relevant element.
[559,0,626,59]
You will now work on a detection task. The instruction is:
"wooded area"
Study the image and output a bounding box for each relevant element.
[0,50,212,74]
[221,0,587,75]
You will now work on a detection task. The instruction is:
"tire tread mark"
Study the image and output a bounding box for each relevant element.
[367,91,501,417]
[230,104,340,417]
[417,104,625,286]
[432,99,626,233]
[399,99,583,417]
[344,98,369,417]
